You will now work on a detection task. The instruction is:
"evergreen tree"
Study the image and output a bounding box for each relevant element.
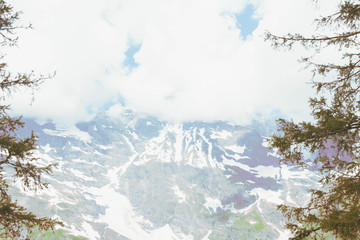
[0,0,62,239]
[266,0,360,239]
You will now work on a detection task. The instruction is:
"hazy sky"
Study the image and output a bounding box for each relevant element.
[6,0,339,125]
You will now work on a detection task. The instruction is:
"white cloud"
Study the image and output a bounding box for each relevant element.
[6,0,128,124]
[5,0,340,125]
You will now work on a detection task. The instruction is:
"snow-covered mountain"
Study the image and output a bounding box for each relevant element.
[11,105,318,240]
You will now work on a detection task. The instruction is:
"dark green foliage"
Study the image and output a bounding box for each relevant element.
[0,0,62,239]
[266,0,360,239]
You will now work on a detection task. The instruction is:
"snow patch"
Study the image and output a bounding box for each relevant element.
[69,169,96,181]
[81,221,100,240]
[150,224,193,240]
[94,150,111,158]
[44,127,92,142]
[87,184,189,240]
[204,197,222,212]
[255,165,280,179]
[172,185,186,203]
[41,144,55,153]
[97,144,113,150]
[286,189,298,206]
[86,185,150,239]
[280,166,313,180]
[225,145,246,154]
[131,131,139,140]
[72,158,103,167]
[210,130,231,139]
[222,158,252,171]
[198,128,224,169]
[118,153,139,176]
[71,146,90,154]
[223,157,283,179]
[172,124,184,163]
[201,230,212,240]
[124,136,136,152]
[250,188,282,205]
[68,225,88,239]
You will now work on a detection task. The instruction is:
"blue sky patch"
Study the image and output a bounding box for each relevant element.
[123,42,141,71]
[235,4,259,39]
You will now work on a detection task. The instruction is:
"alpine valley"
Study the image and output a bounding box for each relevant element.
[10,104,319,240]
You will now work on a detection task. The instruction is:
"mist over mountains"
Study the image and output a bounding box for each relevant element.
[11,105,318,240]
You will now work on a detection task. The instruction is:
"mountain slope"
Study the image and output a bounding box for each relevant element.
[11,106,318,240]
